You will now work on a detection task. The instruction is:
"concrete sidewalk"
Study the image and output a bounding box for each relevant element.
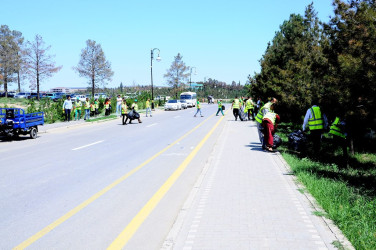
[163,119,353,250]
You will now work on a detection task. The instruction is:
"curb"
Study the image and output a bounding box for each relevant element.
[275,152,355,250]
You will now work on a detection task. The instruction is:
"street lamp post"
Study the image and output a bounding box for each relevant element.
[189,67,197,91]
[151,48,161,101]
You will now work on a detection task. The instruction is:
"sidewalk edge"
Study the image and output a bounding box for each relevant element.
[275,152,355,250]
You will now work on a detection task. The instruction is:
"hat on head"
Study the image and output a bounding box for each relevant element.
[134,99,138,102]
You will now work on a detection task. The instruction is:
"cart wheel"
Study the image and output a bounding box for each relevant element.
[30,127,37,139]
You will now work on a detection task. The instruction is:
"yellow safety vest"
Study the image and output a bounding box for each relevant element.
[218,101,222,108]
[329,117,346,139]
[84,102,90,109]
[263,112,277,125]
[308,106,324,130]
[197,101,201,109]
[255,102,272,123]
[246,100,252,109]
[146,101,150,108]
[76,101,82,107]
[233,99,240,109]
[90,104,95,111]
[95,101,99,109]
[132,103,138,111]
[121,103,128,114]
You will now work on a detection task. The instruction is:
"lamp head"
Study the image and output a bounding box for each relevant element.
[156,55,161,62]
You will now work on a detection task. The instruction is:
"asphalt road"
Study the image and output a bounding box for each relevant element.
[0,104,227,249]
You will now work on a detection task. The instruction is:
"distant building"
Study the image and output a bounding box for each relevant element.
[51,87,87,93]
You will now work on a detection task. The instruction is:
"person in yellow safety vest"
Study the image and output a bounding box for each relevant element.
[303,101,328,157]
[262,104,280,152]
[84,97,91,120]
[231,96,240,121]
[255,97,278,147]
[130,99,142,123]
[74,98,82,121]
[216,99,224,116]
[145,98,152,117]
[121,99,128,125]
[194,100,203,117]
[329,116,348,166]
[94,99,99,116]
[104,98,110,116]
[245,97,254,121]
[90,101,96,117]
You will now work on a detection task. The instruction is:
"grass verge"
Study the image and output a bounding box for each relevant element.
[86,114,118,122]
[277,123,376,249]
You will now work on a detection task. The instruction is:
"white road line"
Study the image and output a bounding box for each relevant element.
[72,140,104,151]
[146,123,158,127]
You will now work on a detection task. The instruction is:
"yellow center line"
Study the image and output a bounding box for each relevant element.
[13,114,215,250]
[107,111,227,250]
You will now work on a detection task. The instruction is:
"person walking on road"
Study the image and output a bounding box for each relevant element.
[262,103,280,152]
[302,100,328,157]
[216,99,224,116]
[74,97,82,121]
[116,95,122,116]
[231,96,240,121]
[145,98,152,117]
[63,95,73,122]
[246,97,255,120]
[121,99,128,125]
[255,97,278,147]
[194,100,203,117]
[84,97,90,120]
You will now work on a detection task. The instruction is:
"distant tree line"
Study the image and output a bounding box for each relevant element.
[248,0,376,151]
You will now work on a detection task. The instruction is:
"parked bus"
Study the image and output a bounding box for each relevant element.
[180,92,197,107]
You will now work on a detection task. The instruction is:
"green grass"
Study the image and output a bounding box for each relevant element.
[277,122,376,249]
[0,97,29,107]
[85,114,117,122]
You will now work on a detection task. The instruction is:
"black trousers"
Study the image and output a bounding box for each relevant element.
[233,108,239,120]
[122,114,128,125]
[310,130,323,156]
[65,109,71,122]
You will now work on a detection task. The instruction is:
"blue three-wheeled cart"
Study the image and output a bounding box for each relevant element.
[0,108,44,139]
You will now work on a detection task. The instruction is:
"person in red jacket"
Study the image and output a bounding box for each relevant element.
[262,103,280,152]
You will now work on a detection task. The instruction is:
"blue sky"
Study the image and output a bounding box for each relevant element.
[2,0,334,91]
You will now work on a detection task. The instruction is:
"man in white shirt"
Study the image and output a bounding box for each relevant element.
[62,96,73,122]
[116,95,122,116]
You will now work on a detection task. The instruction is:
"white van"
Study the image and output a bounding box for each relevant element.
[180,92,197,107]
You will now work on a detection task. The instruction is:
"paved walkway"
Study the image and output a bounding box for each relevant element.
[163,118,353,250]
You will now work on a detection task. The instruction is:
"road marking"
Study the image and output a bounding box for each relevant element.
[72,140,104,151]
[146,123,157,127]
[13,114,215,250]
[107,112,225,249]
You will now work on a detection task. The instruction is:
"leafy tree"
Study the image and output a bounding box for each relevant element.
[249,4,328,122]
[74,39,114,97]
[164,53,190,98]
[0,25,22,97]
[23,34,62,100]
[324,0,376,152]
[12,30,24,92]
